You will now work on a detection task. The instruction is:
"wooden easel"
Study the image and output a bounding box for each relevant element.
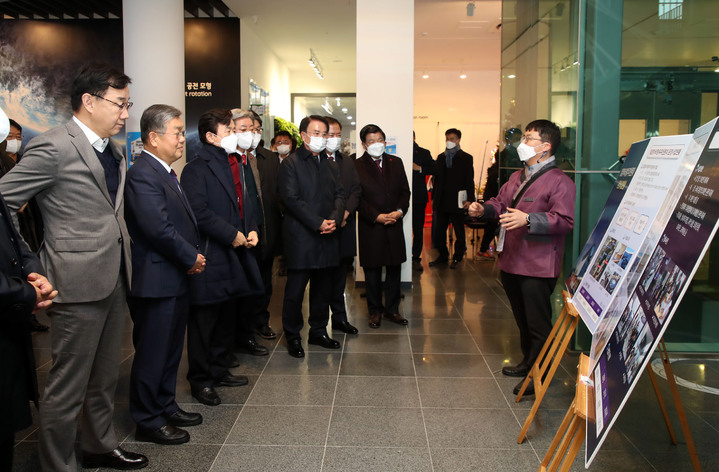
[539,354,592,472]
[516,290,580,444]
[539,340,702,471]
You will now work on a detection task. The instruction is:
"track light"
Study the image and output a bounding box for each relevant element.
[308,48,324,80]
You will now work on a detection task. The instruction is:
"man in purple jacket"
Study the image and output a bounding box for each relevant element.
[469,119,575,395]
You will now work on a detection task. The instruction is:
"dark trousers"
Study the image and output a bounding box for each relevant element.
[479,219,498,253]
[364,265,401,314]
[187,299,236,389]
[329,257,353,324]
[282,268,332,341]
[500,271,557,365]
[251,255,274,329]
[433,211,467,261]
[235,295,258,345]
[1,432,14,472]
[412,198,428,259]
[128,294,189,430]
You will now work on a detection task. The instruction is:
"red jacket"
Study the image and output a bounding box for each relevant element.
[483,166,575,278]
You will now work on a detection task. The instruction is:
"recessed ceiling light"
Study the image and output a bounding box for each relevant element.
[351,122,356,125]
[459,73,467,79]
[508,74,516,78]
[422,73,429,79]
[347,116,353,120]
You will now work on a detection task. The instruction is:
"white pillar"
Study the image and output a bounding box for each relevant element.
[123,0,186,171]
[356,0,414,284]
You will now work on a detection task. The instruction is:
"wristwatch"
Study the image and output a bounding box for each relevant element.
[526,214,531,229]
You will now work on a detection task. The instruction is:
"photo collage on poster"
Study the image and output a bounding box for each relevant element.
[585,118,719,467]
[588,236,635,296]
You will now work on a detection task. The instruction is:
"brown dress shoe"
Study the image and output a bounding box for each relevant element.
[384,312,408,325]
[368,312,382,328]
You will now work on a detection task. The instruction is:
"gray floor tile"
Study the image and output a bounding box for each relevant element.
[410,334,480,354]
[472,334,522,356]
[340,352,416,376]
[430,447,540,472]
[262,350,342,376]
[210,445,324,472]
[225,405,331,445]
[424,408,525,449]
[245,374,337,406]
[406,318,471,335]
[328,406,426,447]
[322,446,432,472]
[419,377,507,408]
[343,333,411,353]
[115,443,220,472]
[334,376,421,407]
[413,353,493,378]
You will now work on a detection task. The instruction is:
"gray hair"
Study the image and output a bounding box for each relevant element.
[231,108,253,122]
[141,104,182,144]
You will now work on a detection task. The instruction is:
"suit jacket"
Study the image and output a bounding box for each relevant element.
[412,142,435,206]
[251,146,282,260]
[432,148,475,213]
[125,151,200,298]
[328,150,361,259]
[181,143,262,304]
[355,152,411,268]
[278,146,345,270]
[0,119,132,303]
[483,165,575,278]
[0,193,43,435]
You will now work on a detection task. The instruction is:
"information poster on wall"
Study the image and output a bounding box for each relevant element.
[586,117,719,467]
[571,134,693,333]
[566,139,649,295]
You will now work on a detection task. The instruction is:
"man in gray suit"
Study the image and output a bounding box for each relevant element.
[0,64,148,471]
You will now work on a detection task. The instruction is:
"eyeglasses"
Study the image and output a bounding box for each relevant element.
[521,135,544,143]
[91,94,134,111]
[155,130,186,139]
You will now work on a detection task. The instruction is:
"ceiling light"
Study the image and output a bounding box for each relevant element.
[342,108,348,113]
[308,48,324,80]
[508,74,516,78]
[422,73,429,79]
[467,1,475,16]
[350,121,356,125]
[347,116,352,120]
[715,68,719,73]
[321,99,333,115]
[459,72,467,79]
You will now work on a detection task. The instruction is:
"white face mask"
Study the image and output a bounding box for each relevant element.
[517,142,542,162]
[307,135,327,153]
[325,137,341,153]
[446,141,457,150]
[218,133,239,154]
[0,107,8,143]
[366,142,385,158]
[277,144,291,155]
[251,132,262,149]
[5,139,20,154]
[235,131,253,151]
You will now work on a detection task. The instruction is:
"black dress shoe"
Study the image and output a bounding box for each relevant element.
[167,408,203,427]
[412,260,424,272]
[428,257,448,267]
[255,323,277,340]
[82,447,148,470]
[513,378,535,396]
[287,338,305,358]
[368,312,382,329]
[136,424,190,445]
[308,333,341,349]
[450,259,460,269]
[30,315,49,332]
[215,372,249,387]
[237,339,269,356]
[502,362,531,377]
[384,312,409,325]
[192,386,221,406]
[332,320,359,334]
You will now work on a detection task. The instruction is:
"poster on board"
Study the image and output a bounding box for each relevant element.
[586,117,719,467]
[571,134,694,333]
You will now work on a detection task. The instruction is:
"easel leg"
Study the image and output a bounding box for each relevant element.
[646,362,678,444]
[657,340,702,472]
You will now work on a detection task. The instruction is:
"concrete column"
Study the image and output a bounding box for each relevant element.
[356,0,414,284]
[123,0,186,171]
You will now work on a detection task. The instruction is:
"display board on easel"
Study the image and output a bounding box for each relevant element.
[585,117,719,467]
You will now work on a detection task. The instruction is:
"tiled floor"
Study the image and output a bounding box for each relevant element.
[12,239,719,471]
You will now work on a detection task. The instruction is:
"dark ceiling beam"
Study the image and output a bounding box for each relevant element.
[29,0,66,18]
[208,0,230,17]
[0,3,41,19]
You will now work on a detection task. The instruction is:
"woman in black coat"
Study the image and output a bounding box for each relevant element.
[354,124,411,329]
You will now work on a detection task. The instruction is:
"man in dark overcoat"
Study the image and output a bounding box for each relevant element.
[411,131,436,270]
[354,124,411,328]
[278,115,345,358]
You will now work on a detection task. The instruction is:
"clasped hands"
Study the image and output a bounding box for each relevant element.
[231,230,259,248]
[28,272,58,313]
[375,210,402,225]
[468,203,529,231]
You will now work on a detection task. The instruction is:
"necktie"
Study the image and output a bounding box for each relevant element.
[328,154,335,162]
[228,155,243,218]
[374,158,382,173]
[170,169,182,193]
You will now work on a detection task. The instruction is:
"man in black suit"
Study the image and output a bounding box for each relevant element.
[355,124,411,328]
[0,179,57,470]
[278,115,345,358]
[411,132,436,271]
[430,128,475,269]
[324,116,360,335]
[124,105,206,445]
